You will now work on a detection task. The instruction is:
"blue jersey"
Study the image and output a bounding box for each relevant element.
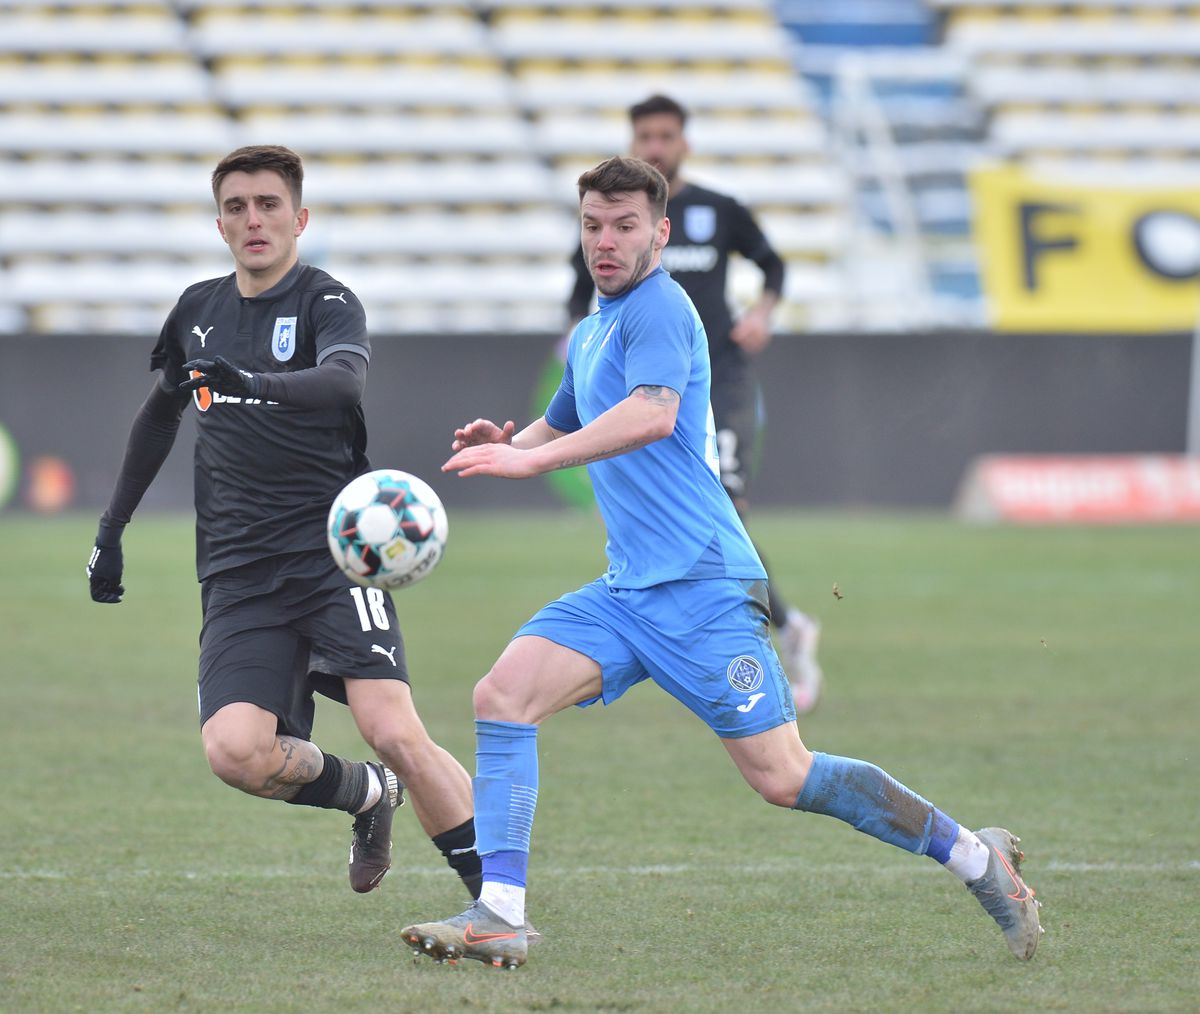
[545,267,765,589]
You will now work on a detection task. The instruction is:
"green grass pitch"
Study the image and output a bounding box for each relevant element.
[1,511,1197,1012]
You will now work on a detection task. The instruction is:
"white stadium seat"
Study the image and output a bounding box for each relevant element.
[235,113,533,158]
[5,259,232,303]
[212,64,516,112]
[0,113,235,158]
[973,66,1200,108]
[0,211,219,258]
[189,14,488,59]
[533,113,827,160]
[990,113,1200,155]
[0,13,187,55]
[304,210,577,260]
[492,19,792,63]
[512,69,817,115]
[0,63,211,107]
[303,160,557,208]
[0,160,212,206]
[947,18,1200,59]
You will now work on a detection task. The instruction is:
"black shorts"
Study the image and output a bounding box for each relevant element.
[710,371,765,501]
[198,549,408,739]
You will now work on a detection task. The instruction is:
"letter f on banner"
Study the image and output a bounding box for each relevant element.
[1019,201,1080,291]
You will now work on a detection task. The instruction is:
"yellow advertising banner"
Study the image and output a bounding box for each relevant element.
[970,165,1200,332]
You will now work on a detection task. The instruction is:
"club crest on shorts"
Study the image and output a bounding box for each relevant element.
[684,205,717,243]
[727,655,764,693]
[272,316,297,362]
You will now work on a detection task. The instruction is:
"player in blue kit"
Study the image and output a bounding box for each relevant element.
[401,156,1042,969]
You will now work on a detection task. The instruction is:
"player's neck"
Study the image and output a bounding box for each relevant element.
[668,174,688,199]
[235,254,299,298]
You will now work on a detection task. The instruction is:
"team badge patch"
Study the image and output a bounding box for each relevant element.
[272,316,297,362]
[684,205,717,243]
[727,655,764,693]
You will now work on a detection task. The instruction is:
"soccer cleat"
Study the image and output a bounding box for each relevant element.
[966,827,1043,960]
[402,900,528,969]
[779,609,823,714]
[348,764,403,893]
[524,919,542,948]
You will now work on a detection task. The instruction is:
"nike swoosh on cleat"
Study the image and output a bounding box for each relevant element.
[462,923,518,945]
[993,846,1033,902]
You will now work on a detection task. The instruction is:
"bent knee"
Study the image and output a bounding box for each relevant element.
[747,761,812,809]
[202,725,272,789]
[472,669,523,722]
[758,779,806,808]
[362,722,434,775]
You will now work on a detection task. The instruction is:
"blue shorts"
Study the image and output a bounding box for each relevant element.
[516,577,795,738]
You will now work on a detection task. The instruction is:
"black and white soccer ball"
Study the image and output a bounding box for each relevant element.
[327,469,448,589]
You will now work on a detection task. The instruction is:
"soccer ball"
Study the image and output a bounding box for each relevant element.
[327,469,448,589]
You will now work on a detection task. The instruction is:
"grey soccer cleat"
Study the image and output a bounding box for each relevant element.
[967,827,1043,960]
[524,919,542,948]
[402,900,528,969]
[348,765,403,893]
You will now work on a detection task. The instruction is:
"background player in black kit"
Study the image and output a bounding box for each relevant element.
[567,95,825,712]
[85,144,488,905]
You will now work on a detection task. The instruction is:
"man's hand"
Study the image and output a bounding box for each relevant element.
[86,533,125,604]
[443,442,540,479]
[179,356,259,398]
[451,418,516,452]
[729,305,773,355]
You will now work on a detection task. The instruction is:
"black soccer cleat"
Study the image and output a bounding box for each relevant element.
[349,764,403,893]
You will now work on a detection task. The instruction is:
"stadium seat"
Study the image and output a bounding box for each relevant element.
[0,211,218,258]
[189,13,489,59]
[0,113,235,158]
[0,62,211,107]
[212,63,517,112]
[0,11,187,56]
[512,68,816,116]
[492,16,793,63]
[234,112,532,159]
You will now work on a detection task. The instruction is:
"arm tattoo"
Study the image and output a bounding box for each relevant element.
[555,440,643,469]
[632,385,680,407]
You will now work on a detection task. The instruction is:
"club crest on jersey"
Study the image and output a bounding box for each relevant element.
[684,205,717,243]
[272,316,297,362]
[727,655,764,693]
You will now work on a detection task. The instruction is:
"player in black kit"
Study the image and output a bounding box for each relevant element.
[86,145,488,905]
[567,95,824,712]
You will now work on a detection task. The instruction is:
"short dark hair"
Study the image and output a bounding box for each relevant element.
[211,145,304,209]
[629,93,688,128]
[577,156,669,221]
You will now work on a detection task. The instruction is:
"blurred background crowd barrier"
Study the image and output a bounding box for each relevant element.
[1,0,1198,516]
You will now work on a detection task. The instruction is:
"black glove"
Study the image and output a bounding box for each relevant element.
[179,356,260,398]
[87,521,125,604]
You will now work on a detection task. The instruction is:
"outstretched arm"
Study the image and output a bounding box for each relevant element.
[87,377,188,602]
[443,385,679,480]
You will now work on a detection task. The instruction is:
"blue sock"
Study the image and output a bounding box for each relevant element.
[473,719,539,888]
[793,752,959,863]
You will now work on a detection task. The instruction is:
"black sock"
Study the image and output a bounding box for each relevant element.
[751,539,790,627]
[432,818,483,899]
[286,751,371,813]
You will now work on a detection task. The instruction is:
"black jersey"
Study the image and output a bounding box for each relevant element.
[570,182,784,379]
[151,261,371,580]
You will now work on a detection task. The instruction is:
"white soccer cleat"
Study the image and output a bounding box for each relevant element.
[779,609,823,714]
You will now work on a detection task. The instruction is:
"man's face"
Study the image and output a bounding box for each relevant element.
[630,112,688,184]
[215,169,307,278]
[580,189,669,298]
